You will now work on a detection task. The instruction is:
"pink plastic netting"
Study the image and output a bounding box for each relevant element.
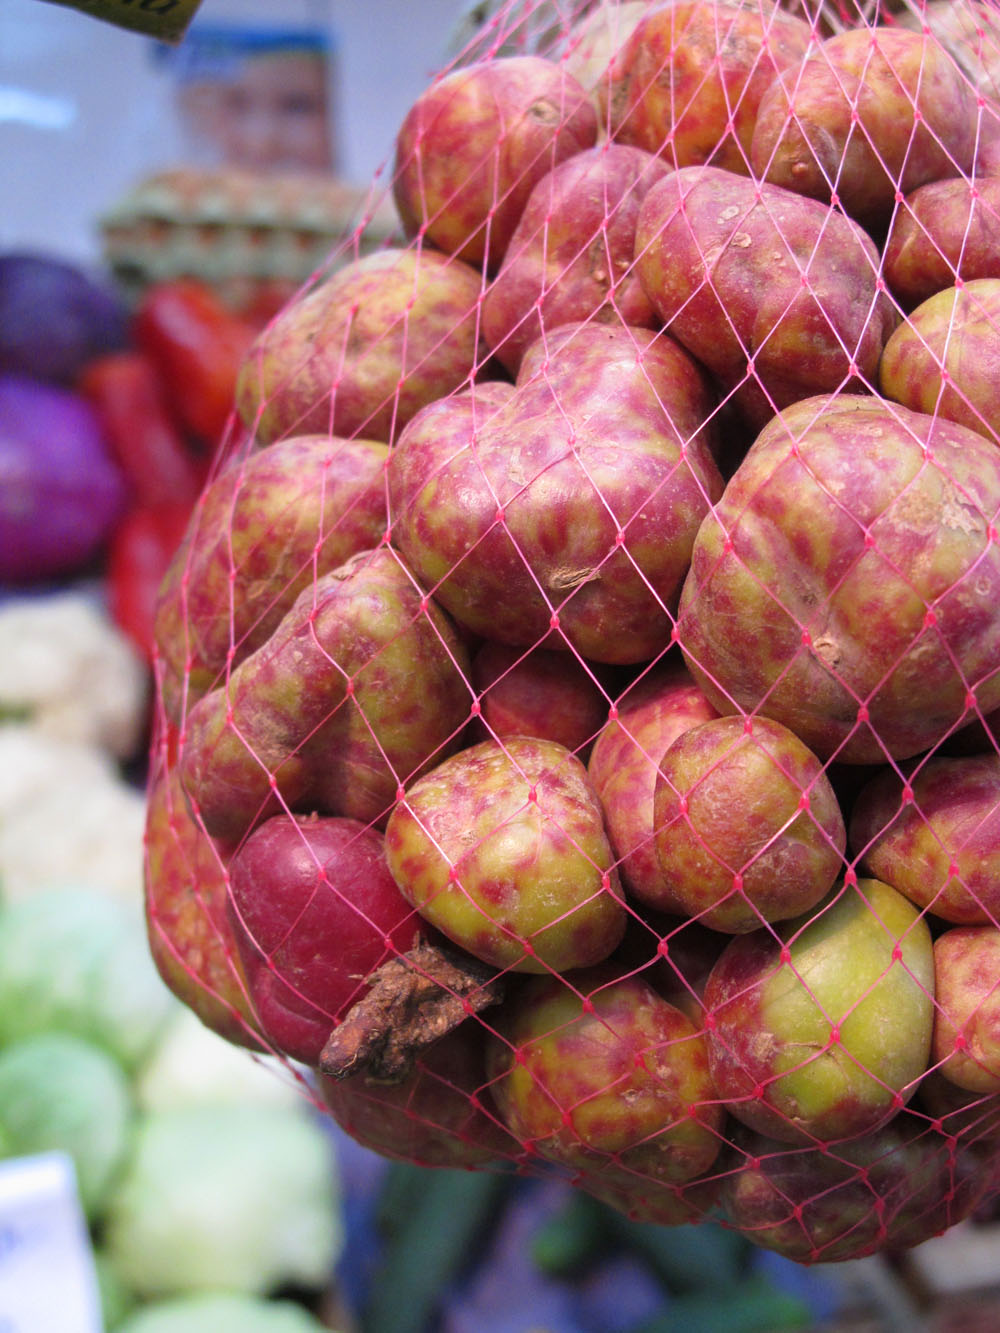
[144,0,1000,1265]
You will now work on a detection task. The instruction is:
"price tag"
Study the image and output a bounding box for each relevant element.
[35,0,204,43]
[0,1154,103,1333]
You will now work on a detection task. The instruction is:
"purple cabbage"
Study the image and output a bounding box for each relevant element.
[0,251,128,384]
[0,374,127,582]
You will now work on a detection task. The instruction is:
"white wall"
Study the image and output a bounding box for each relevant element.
[0,0,468,263]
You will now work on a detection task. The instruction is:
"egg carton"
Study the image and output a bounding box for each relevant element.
[100,165,400,312]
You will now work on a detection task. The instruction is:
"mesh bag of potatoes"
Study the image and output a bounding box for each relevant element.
[145,0,1000,1265]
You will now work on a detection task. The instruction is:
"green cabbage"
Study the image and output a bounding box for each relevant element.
[102,1104,343,1300]
[112,1292,336,1333]
[135,1007,301,1114]
[0,1031,133,1219]
[0,886,173,1069]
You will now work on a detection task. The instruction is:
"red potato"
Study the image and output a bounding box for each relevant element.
[486,968,724,1185]
[588,664,719,914]
[392,56,598,271]
[879,278,1000,447]
[644,917,729,1029]
[633,166,896,430]
[850,754,1000,926]
[579,1168,722,1228]
[470,640,610,759]
[179,546,471,841]
[652,715,846,934]
[677,394,1000,765]
[388,322,723,665]
[932,927,1000,1094]
[704,879,935,1145]
[719,1118,990,1263]
[883,177,1000,309]
[608,1,812,176]
[481,143,670,374]
[235,248,484,446]
[384,737,626,975]
[319,1024,517,1168]
[226,814,425,1067]
[917,1069,1000,1142]
[750,27,978,226]
[143,760,261,1051]
[154,434,389,722]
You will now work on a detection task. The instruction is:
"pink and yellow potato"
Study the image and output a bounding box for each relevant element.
[750,27,978,226]
[879,277,1000,447]
[608,1,811,175]
[634,166,896,429]
[392,56,598,270]
[388,322,723,665]
[235,248,484,446]
[482,143,669,374]
[677,394,1000,764]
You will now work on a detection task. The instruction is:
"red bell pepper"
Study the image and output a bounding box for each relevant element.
[78,351,205,508]
[133,279,257,450]
[107,502,192,664]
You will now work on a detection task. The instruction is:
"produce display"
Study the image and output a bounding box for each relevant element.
[0,885,343,1331]
[146,0,1000,1269]
[0,249,258,664]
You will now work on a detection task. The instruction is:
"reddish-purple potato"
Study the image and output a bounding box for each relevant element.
[634,166,895,429]
[235,248,484,446]
[850,753,1000,926]
[470,640,609,759]
[144,762,262,1052]
[486,968,724,1184]
[653,715,846,933]
[588,665,718,914]
[932,927,1000,1094]
[608,1,812,176]
[227,813,425,1067]
[750,27,978,226]
[879,278,1000,446]
[883,177,1000,309]
[319,1024,517,1168]
[719,1118,989,1263]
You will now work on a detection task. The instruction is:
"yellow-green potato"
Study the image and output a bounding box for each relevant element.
[750,27,978,227]
[879,278,1000,446]
[704,878,936,1145]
